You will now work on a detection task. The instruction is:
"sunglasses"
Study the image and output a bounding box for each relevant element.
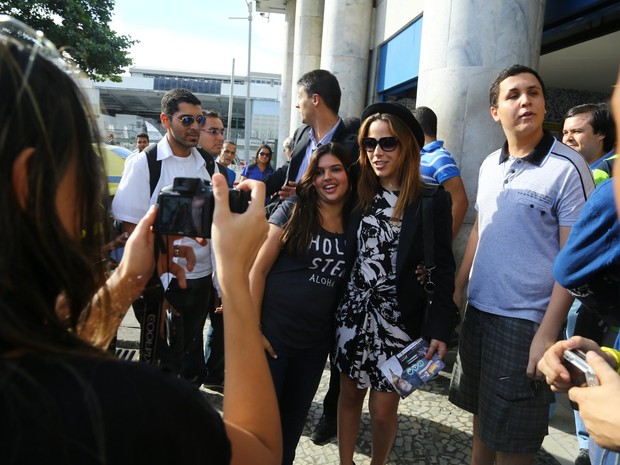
[203,127,226,136]
[0,15,77,81]
[362,136,399,152]
[258,152,271,157]
[168,114,207,127]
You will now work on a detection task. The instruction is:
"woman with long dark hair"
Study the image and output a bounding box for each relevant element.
[0,16,280,465]
[250,142,354,465]
[334,102,456,465]
[240,143,275,182]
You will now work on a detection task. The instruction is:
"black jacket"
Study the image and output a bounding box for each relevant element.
[264,117,360,195]
[343,187,457,343]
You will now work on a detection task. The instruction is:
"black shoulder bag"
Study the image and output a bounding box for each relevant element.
[422,189,460,348]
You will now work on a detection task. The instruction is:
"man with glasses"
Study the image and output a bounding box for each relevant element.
[112,88,215,384]
[199,109,226,159]
[195,110,229,391]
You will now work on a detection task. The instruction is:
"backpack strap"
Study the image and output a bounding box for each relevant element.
[215,161,227,176]
[197,147,216,177]
[197,148,229,181]
[144,144,161,197]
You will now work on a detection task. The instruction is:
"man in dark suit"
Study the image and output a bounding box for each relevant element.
[264,69,359,201]
[263,69,359,445]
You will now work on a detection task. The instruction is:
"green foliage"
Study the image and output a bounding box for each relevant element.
[0,0,136,81]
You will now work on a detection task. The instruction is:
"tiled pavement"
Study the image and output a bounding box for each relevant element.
[117,311,580,465]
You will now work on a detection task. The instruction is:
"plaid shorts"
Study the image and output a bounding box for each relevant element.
[448,305,553,453]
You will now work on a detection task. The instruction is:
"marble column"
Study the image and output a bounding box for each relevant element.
[320,0,374,119]
[277,0,296,167]
[289,0,325,134]
[416,0,546,249]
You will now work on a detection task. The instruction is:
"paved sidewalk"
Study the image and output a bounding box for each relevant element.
[117,312,580,465]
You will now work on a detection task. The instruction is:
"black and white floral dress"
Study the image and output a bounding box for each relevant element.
[334,188,413,392]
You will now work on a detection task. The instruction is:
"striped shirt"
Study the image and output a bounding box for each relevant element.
[420,140,461,186]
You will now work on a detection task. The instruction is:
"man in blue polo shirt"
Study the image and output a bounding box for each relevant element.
[449,65,595,465]
[413,106,468,239]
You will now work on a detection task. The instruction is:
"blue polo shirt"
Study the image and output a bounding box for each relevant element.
[420,140,461,186]
[468,134,595,324]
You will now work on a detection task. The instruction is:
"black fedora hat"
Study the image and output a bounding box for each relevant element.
[360,102,425,150]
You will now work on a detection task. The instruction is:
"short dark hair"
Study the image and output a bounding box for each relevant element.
[297,69,341,115]
[202,109,221,119]
[136,132,149,141]
[489,64,546,108]
[160,88,201,115]
[412,106,437,139]
[564,103,616,152]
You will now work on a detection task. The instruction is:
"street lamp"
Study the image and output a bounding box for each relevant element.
[230,1,253,164]
[244,0,252,165]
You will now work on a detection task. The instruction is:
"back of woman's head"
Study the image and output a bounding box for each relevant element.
[0,20,107,354]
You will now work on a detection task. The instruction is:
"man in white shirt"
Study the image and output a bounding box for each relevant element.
[112,88,214,383]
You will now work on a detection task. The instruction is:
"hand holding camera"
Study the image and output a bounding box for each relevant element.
[562,349,600,387]
[537,336,607,393]
[568,350,620,451]
[155,177,251,238]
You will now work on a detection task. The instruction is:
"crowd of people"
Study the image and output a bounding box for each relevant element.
[2,13,620,465]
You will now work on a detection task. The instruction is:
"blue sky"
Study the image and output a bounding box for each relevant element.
[110,1,285,76]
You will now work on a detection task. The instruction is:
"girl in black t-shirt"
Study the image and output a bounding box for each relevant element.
[250,142,354,465]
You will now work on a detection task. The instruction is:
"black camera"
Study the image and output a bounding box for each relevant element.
[155,177,250,238]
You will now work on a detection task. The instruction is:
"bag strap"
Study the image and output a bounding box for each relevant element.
[215,161,227,176]
[144,144,161,197]
[138,234,166,364]
[422,187,437,302]
[198,147,216,177]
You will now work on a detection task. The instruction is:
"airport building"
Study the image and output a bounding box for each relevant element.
[92,68,282,159]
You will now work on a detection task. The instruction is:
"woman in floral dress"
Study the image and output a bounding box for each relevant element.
[334,102,457,465]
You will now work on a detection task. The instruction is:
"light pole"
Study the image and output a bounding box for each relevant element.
[230,1,253,164]
[227,58,235,141]
[245,0,252,165]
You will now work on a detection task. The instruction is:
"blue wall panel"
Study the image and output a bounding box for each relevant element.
[377,18,423,94]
